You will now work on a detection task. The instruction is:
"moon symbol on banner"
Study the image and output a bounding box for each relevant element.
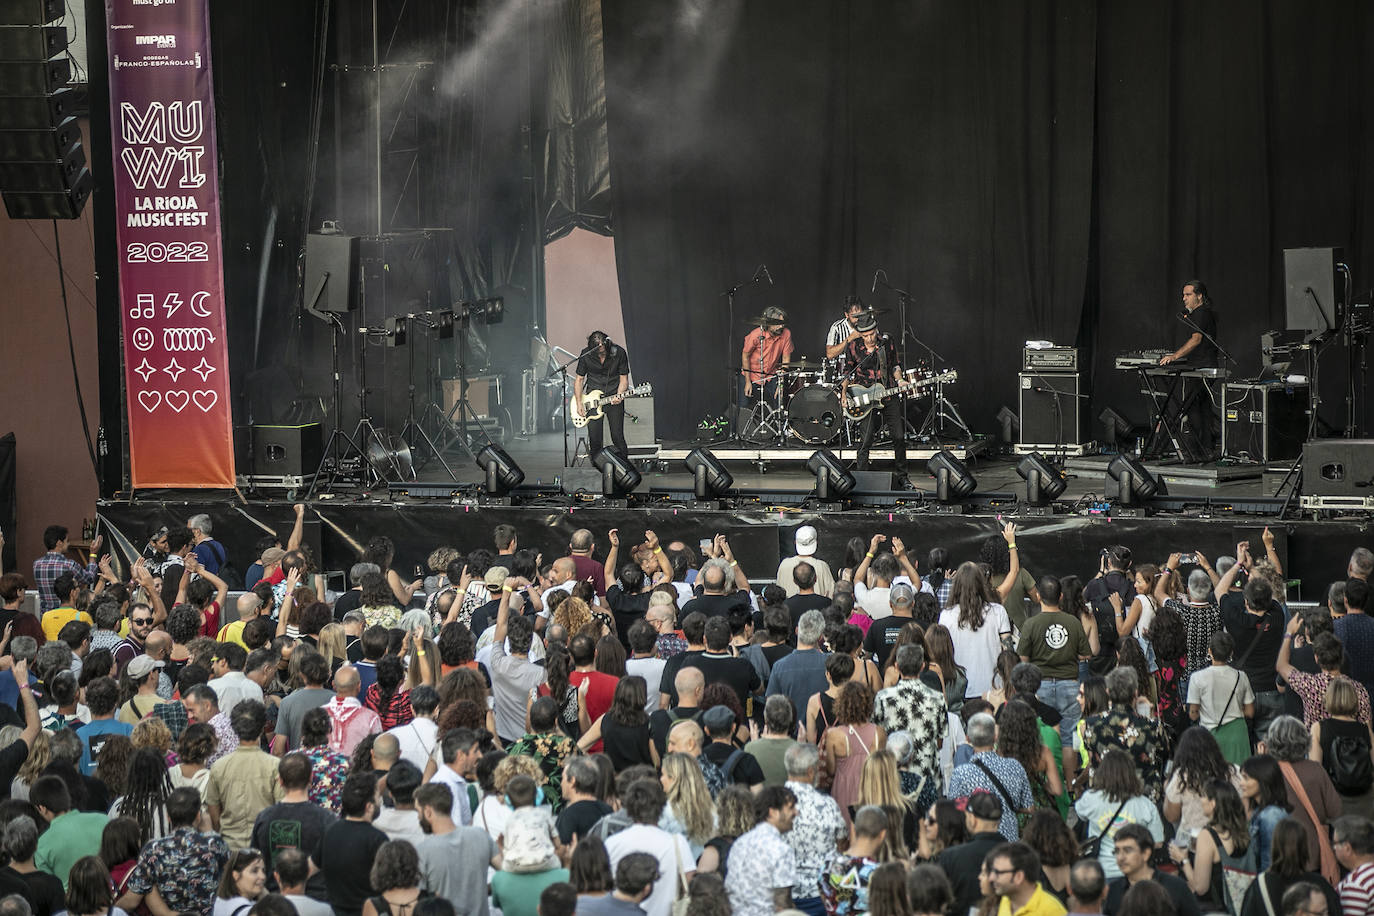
[132,327,155,351]
[190,291,212,317]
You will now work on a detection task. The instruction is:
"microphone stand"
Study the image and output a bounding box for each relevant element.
[719,266,769,439]
[1176,309,1236,366]
[554,343,597,468]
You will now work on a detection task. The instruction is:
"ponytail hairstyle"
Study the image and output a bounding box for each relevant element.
[926,548,950,596]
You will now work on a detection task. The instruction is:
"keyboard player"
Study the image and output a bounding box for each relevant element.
[1159,280,1220,456]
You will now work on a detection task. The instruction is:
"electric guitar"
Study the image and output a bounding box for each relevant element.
[843,369,958,421]
[572,382,654,427]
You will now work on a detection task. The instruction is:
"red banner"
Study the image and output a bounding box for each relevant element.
[106,0,235,488]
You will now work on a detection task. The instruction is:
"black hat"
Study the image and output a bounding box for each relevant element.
[854,312,878,333]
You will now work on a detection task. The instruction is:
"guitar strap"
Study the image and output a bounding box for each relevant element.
[877,335,888,382]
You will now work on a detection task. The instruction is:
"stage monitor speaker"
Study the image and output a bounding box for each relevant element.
[0,0,64,25]
[851,470,896,494]
[303,232,359,314]
[1019,372,1086,446]
[1302,438,1374,497]
[0,23,65,59]
[1285,247,1342,333]
[0,56,68,96]
[1,164,90,218]
[233,423,323,478]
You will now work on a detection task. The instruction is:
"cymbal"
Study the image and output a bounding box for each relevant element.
[780,359,825,370]
[744,315,785,326]
[858,306,893,317]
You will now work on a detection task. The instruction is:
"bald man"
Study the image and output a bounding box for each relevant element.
[539,557,579,615]
[650,667,705,756]
[370,733,400,776]
[568,529,606,598]
[324,665,380,755]
[217,592,262,649]
[143,630,176,698]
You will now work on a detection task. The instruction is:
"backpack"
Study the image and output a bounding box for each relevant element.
[1086,597,1119,675]
[699,757,727,798]
[1327,731,1374,795]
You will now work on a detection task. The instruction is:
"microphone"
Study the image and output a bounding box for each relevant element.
[762,265,773,286]
[871,270,881,294]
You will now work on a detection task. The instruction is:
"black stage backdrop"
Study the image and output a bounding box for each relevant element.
[602,0,1374,439]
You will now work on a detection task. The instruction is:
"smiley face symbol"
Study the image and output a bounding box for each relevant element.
[133,327,155,351]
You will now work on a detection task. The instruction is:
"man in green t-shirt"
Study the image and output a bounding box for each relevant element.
[1017,576,1095,773]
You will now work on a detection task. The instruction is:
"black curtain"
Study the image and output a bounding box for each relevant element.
[602,0,1374,439]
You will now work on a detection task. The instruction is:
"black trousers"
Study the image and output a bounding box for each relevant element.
[587,402,627,459]
[1183,379,1218,456]
[856,395,907,473]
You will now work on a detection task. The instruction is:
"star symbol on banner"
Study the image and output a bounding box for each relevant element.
[191,357,216,382]
[162,358,186,383]
[134,358,156,383]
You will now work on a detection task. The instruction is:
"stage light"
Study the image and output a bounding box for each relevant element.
[684,448,733,500]
[1098,408,1134,449]
[1016,452,1066,506]
[928,450,977,502]
[1107,453,1159,506]
[805,449,855,501]
[476,444,524,496]
[458,296,504,324]
[996,406,1020,444]
[593,448,642,497]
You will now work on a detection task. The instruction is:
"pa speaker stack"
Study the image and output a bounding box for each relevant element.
[0,0,91,220]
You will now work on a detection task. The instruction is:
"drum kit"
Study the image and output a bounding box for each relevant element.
[735,308,954,447]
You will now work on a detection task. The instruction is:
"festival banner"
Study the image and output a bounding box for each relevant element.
[106,0,235,488]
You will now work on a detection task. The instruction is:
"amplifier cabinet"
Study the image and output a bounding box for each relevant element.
[1302,439,1374,496]
[1221,382,1307,462]
[1018,372,1086,446]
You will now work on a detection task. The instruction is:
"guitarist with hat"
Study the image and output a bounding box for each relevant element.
[841,313,914,489]
[574,330,631,460]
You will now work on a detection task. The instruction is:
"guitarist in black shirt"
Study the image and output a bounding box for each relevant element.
[841,314,913,488]
[574,331,631,460]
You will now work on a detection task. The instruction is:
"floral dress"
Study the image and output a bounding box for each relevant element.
[505,730,576,811]
[1155,652,1189,753]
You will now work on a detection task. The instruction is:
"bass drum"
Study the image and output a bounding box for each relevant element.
[789,384,842,443]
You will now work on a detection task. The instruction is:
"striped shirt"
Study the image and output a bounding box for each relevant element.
[1340,860,1374,916]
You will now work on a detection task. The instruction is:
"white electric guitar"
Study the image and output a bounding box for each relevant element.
[572,382,654,428]
[843,369,958,421]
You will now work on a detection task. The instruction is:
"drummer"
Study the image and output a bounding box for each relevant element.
[739,305,794,416]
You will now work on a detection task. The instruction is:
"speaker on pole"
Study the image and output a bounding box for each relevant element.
[0,0,92,220]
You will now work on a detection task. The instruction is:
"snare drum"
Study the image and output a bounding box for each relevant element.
[788,384,842,443]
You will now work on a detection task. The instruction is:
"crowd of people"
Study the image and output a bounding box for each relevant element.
[0,513,1370,916]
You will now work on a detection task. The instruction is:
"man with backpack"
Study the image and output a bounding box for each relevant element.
[701,705,765,791]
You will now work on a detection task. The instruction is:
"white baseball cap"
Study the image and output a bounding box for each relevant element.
[795,525,818,557]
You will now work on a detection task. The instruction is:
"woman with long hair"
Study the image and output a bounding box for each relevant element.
[832,624,883,694]
[1163,726,1237,839]
[1118,564,1162,654]
[405,636,441,690]
[363,535,422,609]
[921,624,966,712]
[358,570,404,631]
[100,816,143,904]
[362,841,433,916]
[65,857,127,916]
[534,643,580,739]
[823,680,885,828]
[1116,637,1157,712]
[568,834,613,899]
[855,749,916,861]
[109,747,173,842]
[914,798,967,862]
[1021,810,1077,905]
[1072,676,1110,781]
[95,734,133,799]
[839,537,868,584]
[695,785,755,877]
[659,752,717,858]
[213,847,267,916]
[10,730,49,800]
[1239,755,1290,871]
[437,666,499,745]
[593,636,627,678]
[364,655,415,729]
[881,623,929,688]
[1172,779,1255,912]
[996,698,1064,814]
[806,653,854,746]
[576,676,657,771]
[1075,749,1163,879]
[317,623,347,676]
[1148,600,1191,749]
[1238,818,1341,916]
[977,524,1034,630]
[938,561,1012,700]
[552,596,594,636]
[684,873,731,916]
[867,862,914,916]
[982,649,1021,709]
[921,547,953,609]
[1309,674,1374,818]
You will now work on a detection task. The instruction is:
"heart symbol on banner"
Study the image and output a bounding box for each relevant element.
[137,391,162,413]
[165,390,190,413]
[193,390,218,412]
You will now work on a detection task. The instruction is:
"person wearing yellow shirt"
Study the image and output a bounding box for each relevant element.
[41,573,93,642]
[989,842,1068,916]
[216,593,262,650]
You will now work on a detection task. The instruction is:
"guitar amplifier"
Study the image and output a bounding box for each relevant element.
[623,397,656,447]
[1023,346,1078,371]
[1019,373,1087,445]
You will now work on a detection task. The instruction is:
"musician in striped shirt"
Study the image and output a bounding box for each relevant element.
[840,312,912,488]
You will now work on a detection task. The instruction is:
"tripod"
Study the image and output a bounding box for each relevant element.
[307,317,393,494]
[399,313,457,480]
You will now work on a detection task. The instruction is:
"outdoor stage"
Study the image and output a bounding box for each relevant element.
[96,430,1371,604]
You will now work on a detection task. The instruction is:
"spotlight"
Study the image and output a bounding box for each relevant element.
[927,450,977,506]
[1016,452,1066,510]
[1107,453,1160,509]
[805,449,855,502]
[1098,408,1135,450]
[476,444,524,499]
[684,448,733,503]
[593,448,642,499]
[996,406,1021,445]
[458,296,504,324]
